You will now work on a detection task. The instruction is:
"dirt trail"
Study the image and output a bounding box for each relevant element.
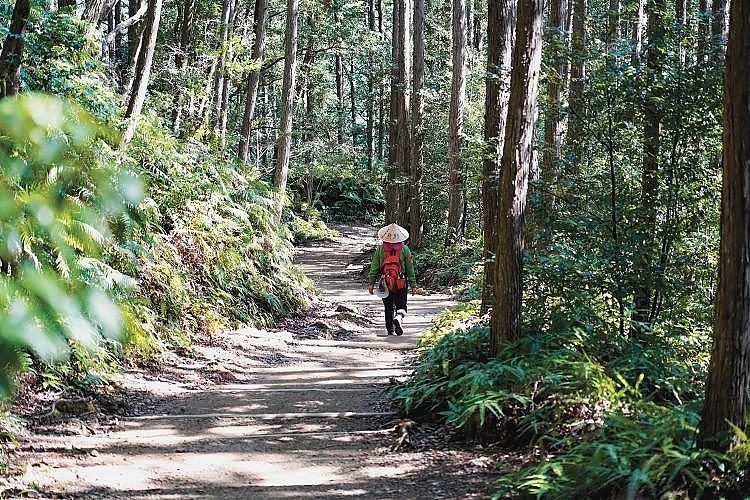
[2,224,497,499]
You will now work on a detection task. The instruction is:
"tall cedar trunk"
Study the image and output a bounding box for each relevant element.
[172,0,196,135]
[445,0,468,246]
[122,0,163,144]
[0,0,31,98]
[409,0,425,249]
[710,0,727,59]
[631,0,644,66]
[697,0,709,63]
[366,0,377,169]
[349,58,356,144]
[209,0,233,141]
[83,0,107,23]
[490,0,543,352]
[631,0,664,336]
[217,0,236,149]
[238,0,269,164]
[567,0,586,187]
[335,53,344,145]
[676,0,687,65]
[608,0,620,43]
[386,0,410,225]
[698,0,750,452]
[541,0,568,217]
[272,0,299,218]
[480,0,516,314]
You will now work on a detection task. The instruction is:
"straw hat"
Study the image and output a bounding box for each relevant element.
[377,223,409,243]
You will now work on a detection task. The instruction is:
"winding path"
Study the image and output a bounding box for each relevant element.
[5,224,496,499]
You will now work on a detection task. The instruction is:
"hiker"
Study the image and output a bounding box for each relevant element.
[367,223,416,336]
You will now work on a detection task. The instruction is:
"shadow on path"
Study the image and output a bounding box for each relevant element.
[4,224,497,500]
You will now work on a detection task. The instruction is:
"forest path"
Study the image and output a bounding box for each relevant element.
[3,223,497,499]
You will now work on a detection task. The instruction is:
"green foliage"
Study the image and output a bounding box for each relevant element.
[288,156,386,222]
[0,94,142,397]
[121,115,314,353]
[22,8,121,123]
[493,402,750,499]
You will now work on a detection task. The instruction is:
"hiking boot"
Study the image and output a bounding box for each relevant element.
[393,316,403,336]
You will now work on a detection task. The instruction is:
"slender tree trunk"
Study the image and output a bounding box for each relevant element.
[238,0,269,164]
[631,0,645,66]
[710,0,727,57]
[608,0,620,44]
[171,0,196,136]
[209,0,234,143]
[0,0,31,99]
[410,0,425,249]
[273,0,299,218]
[490,0,543,351]
[697,0,709,63]
[631,0,664,336]
[122,0,163,144]
[541,0,568,217]
[480,0,516,314]
[445,0,468,246]
[335,53,344,145]
[83,0,107,23]
[698,0,750,452]
[386,0,411,224]
[567,0,586,188]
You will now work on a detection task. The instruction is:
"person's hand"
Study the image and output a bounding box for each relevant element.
[368,283,374,295]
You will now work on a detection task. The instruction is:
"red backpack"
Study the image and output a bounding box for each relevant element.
[381,247,407,291]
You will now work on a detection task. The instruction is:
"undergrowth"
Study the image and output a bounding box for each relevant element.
[389,305,750,499]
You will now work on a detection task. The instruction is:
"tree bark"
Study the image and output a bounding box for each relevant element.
[273,0,299,218]
[631,0,644,66]
[122,0,163,144]
[490,0,543,351]
[567,0,586,186]
[698,0,750,452]
[631,0,665,336]
[480,0,516,314]
[541,0,568,217]
[0,0,31,99]
[386,0,410,225]
[445,0,468,246]
[170,0,195,136]
[409,0,425,249]
[238,0,269,164]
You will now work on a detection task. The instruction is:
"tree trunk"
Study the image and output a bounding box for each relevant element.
[238,0,269,164]
[631,0,644,66]
[83,0,107,23]
[490,0,543,352]
[386,0,410,225]
[210,0,234,144]
[480,0,516,314]
[541,0,568,217]
[410,0,425,249]
[608,0,620,44]
[335,52,344,145]
[122,0,163,144]
[272,0,299,218]
[0,0,31,99]
[445,0,468,246]
[567,0,586,186]
[710,0,727,58]
[697,0,709,63]
[631,0,664,336]
[698,0,750,452]
[171,0,196,136]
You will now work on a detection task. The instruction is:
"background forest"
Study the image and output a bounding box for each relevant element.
[0,0,747,497]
